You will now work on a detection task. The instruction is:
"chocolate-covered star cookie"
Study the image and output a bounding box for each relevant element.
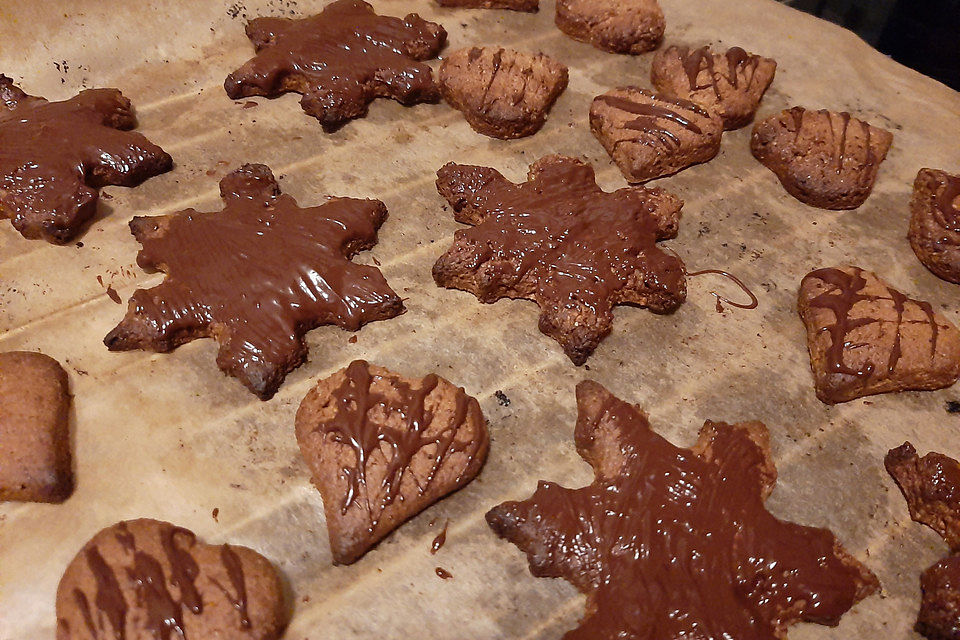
[295,360,489,564]
[798,266,960,404]
[56,518,287,639]
[439,47,568,139]
[751,107,893,209]
[105,164,404,400]
[910,168,960,284]
[433,155,686,365]
[887,443,960,640]
[0,75,171,243]
[556,0,665,54]
[590,87,723,183]
[651,45,777,130]
[487,381,879,640]
[436,0,538,11]
[224,0,446,131]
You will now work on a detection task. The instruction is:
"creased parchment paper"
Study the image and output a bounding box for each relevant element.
[1,0,959,638]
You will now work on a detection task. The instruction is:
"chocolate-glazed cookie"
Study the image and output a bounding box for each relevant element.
[887,443,960,640]
[224,0,446,131]
[798,266,960,404]
[751,107,893,210]
[55,518,287,639]
[590,87,723,183]
[0,351,72,503]
[651,44,777,130]
[555,0,665,54]
[295,360,489,565]
[910,168,960,284]
[433,154,686,365]
[104,164,404,400]
[487,381,879,640]
[0,75,171,243]
[436,0,538,10]
[439,47,568,139]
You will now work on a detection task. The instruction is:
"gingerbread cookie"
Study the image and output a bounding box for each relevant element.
[798,266,960,404]
[887,443,960,640]
[436,0,538,11]
[751,107,893,209]
[555,0,664,54]
[590,87,723,183]
[295,360,488,564]
[56,518,287,639]
[224,0,446,131]
[0,75,171,243]
[104,164,404,400]
[439,47,568,139]
[651,45,777,130]
[0,351,72,503]
[487,381,879,639]
[909,168,960,284]
[433,155,686,365]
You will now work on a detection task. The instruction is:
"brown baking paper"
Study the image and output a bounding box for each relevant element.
[1,0,959,638]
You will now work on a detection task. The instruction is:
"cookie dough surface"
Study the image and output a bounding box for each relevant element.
[555,0,665,54]
[909,168,960,284]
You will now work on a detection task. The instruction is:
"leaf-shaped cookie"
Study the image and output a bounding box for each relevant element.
[487,380,878,639]
[295,360,489,564]
[798,266,960,403]
[56,518,287,639]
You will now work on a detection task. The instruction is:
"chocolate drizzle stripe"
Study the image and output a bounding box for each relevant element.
[679,46,761,100]
[598,94,706,150]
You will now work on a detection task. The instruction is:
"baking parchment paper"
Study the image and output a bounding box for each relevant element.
[1,0,960,637]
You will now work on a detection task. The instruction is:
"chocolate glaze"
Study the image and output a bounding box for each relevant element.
[805,267,940,388]
[224,0,446,131]
[0,75,171,243]
[597,91,710,150]
[679,45,761,99]
[64,521,252,639]
[933,171,960,232]
[316,360,485,530]
[104,164,404,400]
[434,156,686,365]
[487,382,877,638]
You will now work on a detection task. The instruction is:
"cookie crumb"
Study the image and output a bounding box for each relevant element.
[947,401,960,414]
[495,390,510,406]
[212,507,219,522]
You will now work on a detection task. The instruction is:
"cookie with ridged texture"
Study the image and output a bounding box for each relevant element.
[555,0,664,54]
[439,46,568,139]
[590,87,723,183]
[55,518,287,639]
[0,351,72,503]
[487,380,879,640]
[651,44,777,130]
[0,75,171,243]
[751,107,893,209]
[433,155,686,365]
[295,360,489,564]
[798,266,960,404]
[909,168,960,284]
[224,0,446,131]
[104,164,404,400]
[436,0,538,11]
[887,443,960,640]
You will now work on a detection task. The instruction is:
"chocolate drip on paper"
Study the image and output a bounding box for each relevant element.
[317,360,483,529]
[687,268,758,311]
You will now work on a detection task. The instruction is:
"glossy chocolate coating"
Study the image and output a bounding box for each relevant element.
[0,75,171,243]
[224,0,446,131]
[488,381,879,639]
[104,164,403,400]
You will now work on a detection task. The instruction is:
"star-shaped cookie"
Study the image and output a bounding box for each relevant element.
[224,0,447,131]
[487,380,879,640]
[798,266,960,404]
[295,360,489,564]
[432,155,686,365]
[0,75,171,243]
[104,164,404,400]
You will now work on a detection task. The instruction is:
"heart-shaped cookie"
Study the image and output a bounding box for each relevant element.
[798,266,960,403]
[295,360,489,564]
[56,519,287,639]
